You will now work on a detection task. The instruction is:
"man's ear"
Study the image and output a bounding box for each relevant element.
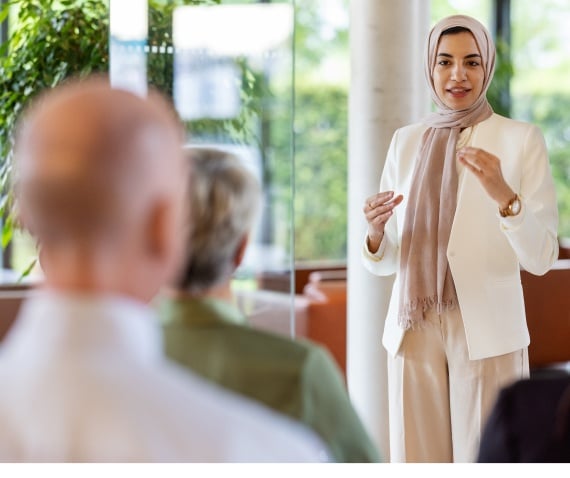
[146,199,174,261]
[233,234,249,269]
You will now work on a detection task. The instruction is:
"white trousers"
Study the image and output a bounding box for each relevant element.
[387,306,529,463]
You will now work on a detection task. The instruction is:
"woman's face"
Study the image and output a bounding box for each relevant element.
[432,31,484,110]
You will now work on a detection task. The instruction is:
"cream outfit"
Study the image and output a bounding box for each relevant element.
[362,114,559,462]
[363,114,559,360]
[0,290,330,462]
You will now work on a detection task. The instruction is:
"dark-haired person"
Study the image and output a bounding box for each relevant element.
[478,376,570,463]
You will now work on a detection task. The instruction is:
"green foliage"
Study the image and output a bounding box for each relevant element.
[293,85,348,261]
[183,59,261,146]
[487,38,513,118]
[276,0,348,262]
[0,0,109,219]
[508,0,570,238]
[0,0,227,258]
[516,93,570,237]
[273,82,348,261]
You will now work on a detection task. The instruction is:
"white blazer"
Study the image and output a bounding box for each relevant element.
[362,114,559,360]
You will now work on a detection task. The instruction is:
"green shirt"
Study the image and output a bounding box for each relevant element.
[158,296,381,463]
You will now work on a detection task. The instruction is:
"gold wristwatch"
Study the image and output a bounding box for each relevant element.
[499,193,522,217]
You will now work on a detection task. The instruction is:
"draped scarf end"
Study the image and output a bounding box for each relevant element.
[398,296,457,330]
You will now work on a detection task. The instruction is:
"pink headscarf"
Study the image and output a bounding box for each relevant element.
[425,14,496,125]
[398,15,496,329]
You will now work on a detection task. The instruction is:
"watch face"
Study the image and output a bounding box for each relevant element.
[511,199,521,215]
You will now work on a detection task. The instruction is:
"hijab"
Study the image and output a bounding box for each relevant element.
[398,15,496,329]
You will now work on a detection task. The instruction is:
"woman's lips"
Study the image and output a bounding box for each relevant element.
[447,88,471,98]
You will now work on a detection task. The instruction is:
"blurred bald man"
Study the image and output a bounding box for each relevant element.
[0,77,329,463]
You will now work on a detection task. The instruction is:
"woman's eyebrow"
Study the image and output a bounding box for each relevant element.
[436,52,482,59]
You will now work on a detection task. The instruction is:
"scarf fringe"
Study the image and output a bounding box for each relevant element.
[398,295,457,330]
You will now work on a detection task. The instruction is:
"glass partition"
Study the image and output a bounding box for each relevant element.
[2,0,299,338]
[107,0,298,336]
[168,2,297,336]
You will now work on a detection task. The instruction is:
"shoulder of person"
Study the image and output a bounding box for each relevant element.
[396,122,427,136]
[225,321,321,362]
[504,375,570,398]
[294,338,348,385]
[390,122,428,147]
[482,113,544,137]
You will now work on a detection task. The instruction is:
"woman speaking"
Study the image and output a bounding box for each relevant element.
[362,14,559,462]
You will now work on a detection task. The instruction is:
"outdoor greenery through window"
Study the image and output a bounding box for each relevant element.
[290,0,348,264]
[292,0,570,266]
[510,0,570,239]
[2,0,569,281]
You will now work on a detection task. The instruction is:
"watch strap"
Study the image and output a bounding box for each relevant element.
[499,193,520,217]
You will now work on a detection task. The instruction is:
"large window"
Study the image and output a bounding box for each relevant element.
[291,0,349,264]
[432,0,492,26]
[510,0,570,239]
[4,0,568,282]
[0,0,307,336]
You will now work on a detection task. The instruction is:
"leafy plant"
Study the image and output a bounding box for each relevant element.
[0,0,109,250]
[272,82,348,262]
[516,92,570,238]
[0,0,226,265]
[487,37,514,118]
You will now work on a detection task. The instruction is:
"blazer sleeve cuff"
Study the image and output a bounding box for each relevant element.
[498,200,526,232]
[362,234,388,262]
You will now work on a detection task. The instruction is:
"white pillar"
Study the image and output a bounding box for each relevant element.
[347,0,430,460]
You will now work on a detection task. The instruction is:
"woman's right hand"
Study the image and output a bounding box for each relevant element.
[363,191,404,253]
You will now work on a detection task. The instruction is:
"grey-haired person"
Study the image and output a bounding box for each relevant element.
[159,146,381,463]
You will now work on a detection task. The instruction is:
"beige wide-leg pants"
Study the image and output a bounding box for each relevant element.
[387,307,529,463]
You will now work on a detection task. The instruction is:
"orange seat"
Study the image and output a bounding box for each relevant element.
[521,260,570,371]
[303,270,347,378]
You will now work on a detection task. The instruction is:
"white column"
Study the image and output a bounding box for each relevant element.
[347,0,430,460]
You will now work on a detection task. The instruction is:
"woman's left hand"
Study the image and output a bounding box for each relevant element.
[457,146,515,209]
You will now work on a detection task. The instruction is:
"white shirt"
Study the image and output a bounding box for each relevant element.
[0,290,330,463]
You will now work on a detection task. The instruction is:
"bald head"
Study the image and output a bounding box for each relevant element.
[11,76,188,300]
[13,77,185,244]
